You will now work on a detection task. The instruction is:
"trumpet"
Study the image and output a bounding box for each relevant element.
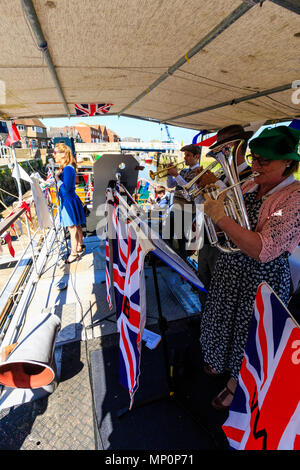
[149,160,185,180]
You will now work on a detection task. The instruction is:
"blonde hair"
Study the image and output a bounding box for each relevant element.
[55,143,77,171]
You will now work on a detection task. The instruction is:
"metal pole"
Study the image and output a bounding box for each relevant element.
[21,0,70,117]
[118,2,257,115]
[11,147,38,276]
[48,159,70,258]
[11,147,22,202]
[165,83,293,123]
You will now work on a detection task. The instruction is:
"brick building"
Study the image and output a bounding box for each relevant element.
[15,118,49,148]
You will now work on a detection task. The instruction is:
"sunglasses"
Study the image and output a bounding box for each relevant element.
[246,154,271,167]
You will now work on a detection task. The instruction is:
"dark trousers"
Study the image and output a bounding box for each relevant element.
[197,244,220,308]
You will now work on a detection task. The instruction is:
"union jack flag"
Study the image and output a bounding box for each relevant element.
[41,169,55,201]
[105,186,147,408]
[46,168,55,184]
[74,103,113,117]
[223,282,300,450]
[87,178,94,201]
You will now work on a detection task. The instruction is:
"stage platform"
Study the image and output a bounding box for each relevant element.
[0,228,230,450]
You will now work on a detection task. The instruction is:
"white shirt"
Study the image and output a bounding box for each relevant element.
[166,163,200,189]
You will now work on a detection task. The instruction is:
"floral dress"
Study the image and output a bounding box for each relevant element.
[199,191,291,380]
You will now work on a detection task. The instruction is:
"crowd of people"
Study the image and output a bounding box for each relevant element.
[50,123,300,411]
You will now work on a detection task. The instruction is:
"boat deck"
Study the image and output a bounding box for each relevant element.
[0,212,230,451]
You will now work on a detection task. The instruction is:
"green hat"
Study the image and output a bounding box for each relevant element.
[249,126,300,161]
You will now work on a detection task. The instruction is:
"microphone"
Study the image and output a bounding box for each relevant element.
[47,158,55,172]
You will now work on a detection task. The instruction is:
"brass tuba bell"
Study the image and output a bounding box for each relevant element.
[202,139,257,254]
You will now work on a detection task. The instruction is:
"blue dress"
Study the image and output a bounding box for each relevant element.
[58,165,86,227]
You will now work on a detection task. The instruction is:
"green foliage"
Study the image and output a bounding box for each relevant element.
[0,158,45,205]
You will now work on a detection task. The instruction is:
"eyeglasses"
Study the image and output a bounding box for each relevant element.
[246,154,271,167]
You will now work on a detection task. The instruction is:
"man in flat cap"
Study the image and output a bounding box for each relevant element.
[166,144,202,202]
[165,144,203,258]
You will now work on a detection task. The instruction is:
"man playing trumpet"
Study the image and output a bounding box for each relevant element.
[165,144,217,259]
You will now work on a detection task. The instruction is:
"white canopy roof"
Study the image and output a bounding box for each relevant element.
[1,0,299,131]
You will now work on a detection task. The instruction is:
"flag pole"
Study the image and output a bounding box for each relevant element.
[11,146,39,276]
[11,146,22,202]
[48,158,70,259]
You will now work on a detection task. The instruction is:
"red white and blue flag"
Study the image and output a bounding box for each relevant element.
[105,186,147,408]
[46,168,55,184]
[5,121,21,147]
[223,282,300,450]
[40,169,55,201]
[74,103,113,117]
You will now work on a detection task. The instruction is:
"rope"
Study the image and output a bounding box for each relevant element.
[0,187,19,199]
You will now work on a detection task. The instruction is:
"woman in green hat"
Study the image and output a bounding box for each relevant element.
[199,126,300,410]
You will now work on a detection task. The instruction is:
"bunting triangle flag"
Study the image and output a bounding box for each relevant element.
[3,232,15,257]
[5,121,21,147]
[195,134,217,147]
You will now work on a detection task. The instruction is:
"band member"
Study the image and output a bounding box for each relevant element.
[199,125,300,410]
[164,144,201,258]
[196,125,253,308]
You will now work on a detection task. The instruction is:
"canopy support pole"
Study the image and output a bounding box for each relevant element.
[164,83,293,123]
[269,0,300,15]
[118,1,258,115]
[21,0,70,118]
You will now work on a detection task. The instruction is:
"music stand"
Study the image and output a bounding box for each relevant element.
[117,252,218,448]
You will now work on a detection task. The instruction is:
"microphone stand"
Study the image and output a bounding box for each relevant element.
[48,159,70,259]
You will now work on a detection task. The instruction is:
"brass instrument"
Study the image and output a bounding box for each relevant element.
[181,160,222,201]
[201,139,257,254]
[149,160,185,180]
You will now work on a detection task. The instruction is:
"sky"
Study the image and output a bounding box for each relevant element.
[40,115,201,145]
[41,115,296,146]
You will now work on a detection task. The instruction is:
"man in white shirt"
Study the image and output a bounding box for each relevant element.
[165,144,202,258]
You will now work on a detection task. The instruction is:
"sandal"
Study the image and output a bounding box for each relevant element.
[65,253,79,264]
[203,364,221,376]
[77,244,86,254]
[211,385,235,410]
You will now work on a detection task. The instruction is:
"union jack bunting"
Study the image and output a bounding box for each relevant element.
[87,179,94,201]
[41,169,55,201]
[223,282,300,450]
[74,103,113,117]
[46,168,55,184]
[105,186,147,408]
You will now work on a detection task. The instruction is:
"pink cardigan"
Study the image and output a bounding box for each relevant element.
[241,178,300,262]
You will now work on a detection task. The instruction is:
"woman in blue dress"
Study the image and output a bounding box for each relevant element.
[54,143,86,263]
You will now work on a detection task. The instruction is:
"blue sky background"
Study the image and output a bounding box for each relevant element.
[41,115,295,146]
[41,115,201,145]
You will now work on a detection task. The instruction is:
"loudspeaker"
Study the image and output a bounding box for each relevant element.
[0,313,61,389]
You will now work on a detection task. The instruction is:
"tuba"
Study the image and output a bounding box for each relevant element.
[201,139,257,254]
